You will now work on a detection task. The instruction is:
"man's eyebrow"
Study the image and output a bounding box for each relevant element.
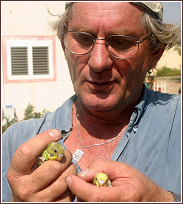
[71,27,141,38]
[72,27,90,33]
[111,30,140,38]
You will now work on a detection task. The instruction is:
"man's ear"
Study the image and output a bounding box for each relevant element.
[148,48,165,71]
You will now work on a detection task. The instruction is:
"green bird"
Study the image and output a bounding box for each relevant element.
[93,173,112,187]
[35,142,65,167]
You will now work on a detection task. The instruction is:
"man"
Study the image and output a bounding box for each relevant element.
[2,2,181,202]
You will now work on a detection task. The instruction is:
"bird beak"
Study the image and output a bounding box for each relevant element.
[98,180,106,186]
[57,154,64,161]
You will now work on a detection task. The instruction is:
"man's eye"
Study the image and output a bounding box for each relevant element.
[113,40,134,49]
[108,37,136,50]
[72,34,93,46]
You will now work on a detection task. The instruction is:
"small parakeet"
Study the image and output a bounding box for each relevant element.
[93,173,112,187]
[35,142,65,167]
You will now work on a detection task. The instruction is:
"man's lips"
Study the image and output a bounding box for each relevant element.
[87,80,115,90]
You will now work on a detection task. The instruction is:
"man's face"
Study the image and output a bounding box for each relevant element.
[63,2,159,115]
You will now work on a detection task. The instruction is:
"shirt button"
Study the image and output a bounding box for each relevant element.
[133,125,138,133]
[61,132,67,137]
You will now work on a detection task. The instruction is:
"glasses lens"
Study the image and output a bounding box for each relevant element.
[106,35,138,59]
[63,32,94,54]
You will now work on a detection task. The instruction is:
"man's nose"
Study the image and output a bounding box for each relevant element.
[88,39,113,72]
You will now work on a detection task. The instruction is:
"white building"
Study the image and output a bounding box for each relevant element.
[2,1,75,120]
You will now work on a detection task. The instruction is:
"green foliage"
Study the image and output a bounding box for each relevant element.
[2,103,48,133]
[23,103,47,120]
[2,117,18,134]
[157,66,181,76]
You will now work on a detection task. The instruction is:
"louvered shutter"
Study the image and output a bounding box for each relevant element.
[32,47,49,75]
[11,47,28,75]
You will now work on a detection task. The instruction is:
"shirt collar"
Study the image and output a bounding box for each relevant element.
[127,85,149,133]
[55,94,77,134]
[134,85,149,123]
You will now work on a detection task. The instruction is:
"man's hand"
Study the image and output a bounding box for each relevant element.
[7,129,77,202]
[65,159,174,202]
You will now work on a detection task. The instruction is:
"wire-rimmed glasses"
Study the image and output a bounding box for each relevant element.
[62,31,149,59]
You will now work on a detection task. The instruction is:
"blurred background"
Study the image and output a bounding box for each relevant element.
[144,2,181,96]
[163,2,181,24]
[1,1,181,132]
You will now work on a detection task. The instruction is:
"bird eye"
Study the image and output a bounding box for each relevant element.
[54,149,57,153]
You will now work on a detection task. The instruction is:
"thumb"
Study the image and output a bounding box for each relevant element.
[65,175,96,202]
[65,175,122,202]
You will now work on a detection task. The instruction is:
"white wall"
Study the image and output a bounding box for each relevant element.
[156,48,181,70]
[2,1,75,120]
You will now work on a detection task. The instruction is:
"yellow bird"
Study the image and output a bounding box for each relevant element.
[93,173,112,187]
[35,142,65,167]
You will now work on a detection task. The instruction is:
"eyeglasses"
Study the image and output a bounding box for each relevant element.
[62,31,149,59]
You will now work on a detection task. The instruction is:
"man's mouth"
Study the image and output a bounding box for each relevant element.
[87,81,115,90]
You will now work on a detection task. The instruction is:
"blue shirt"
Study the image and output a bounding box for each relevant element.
[2,86,181,202]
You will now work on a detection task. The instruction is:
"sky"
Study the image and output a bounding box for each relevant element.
[162,2,181,25]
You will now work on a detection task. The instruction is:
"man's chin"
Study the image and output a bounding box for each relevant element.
[79,94,120,112]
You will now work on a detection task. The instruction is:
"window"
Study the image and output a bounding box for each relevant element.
[3,36,56,83]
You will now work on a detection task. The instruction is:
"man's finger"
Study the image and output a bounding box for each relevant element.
[78,159,132,182]
[36,162,78,201]
[66,175,123,202]
[29,149,73,190]
[8,129,62,177]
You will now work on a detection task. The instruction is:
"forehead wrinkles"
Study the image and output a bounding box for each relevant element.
[69,2,144,35]
[72,2,143,17]
[86,3,122,19]
[72,2,127,19]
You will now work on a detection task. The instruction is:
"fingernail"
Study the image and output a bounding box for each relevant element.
[78,168,89,177]
[48,129,61,138]
[65,176,72,187]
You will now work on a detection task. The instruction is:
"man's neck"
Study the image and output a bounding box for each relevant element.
[73,99,134,139]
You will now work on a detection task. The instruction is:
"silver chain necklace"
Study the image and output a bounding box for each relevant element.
[73,113,127,162]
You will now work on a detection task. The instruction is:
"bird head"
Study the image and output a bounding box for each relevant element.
[46,142,65,161]
[93,173,109,187]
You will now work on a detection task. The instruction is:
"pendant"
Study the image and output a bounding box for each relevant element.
[73,149,84,161]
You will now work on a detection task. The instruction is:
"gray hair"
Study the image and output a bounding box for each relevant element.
[141,12,180,52]
[52,2,180,52]
[51,3,74,42]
